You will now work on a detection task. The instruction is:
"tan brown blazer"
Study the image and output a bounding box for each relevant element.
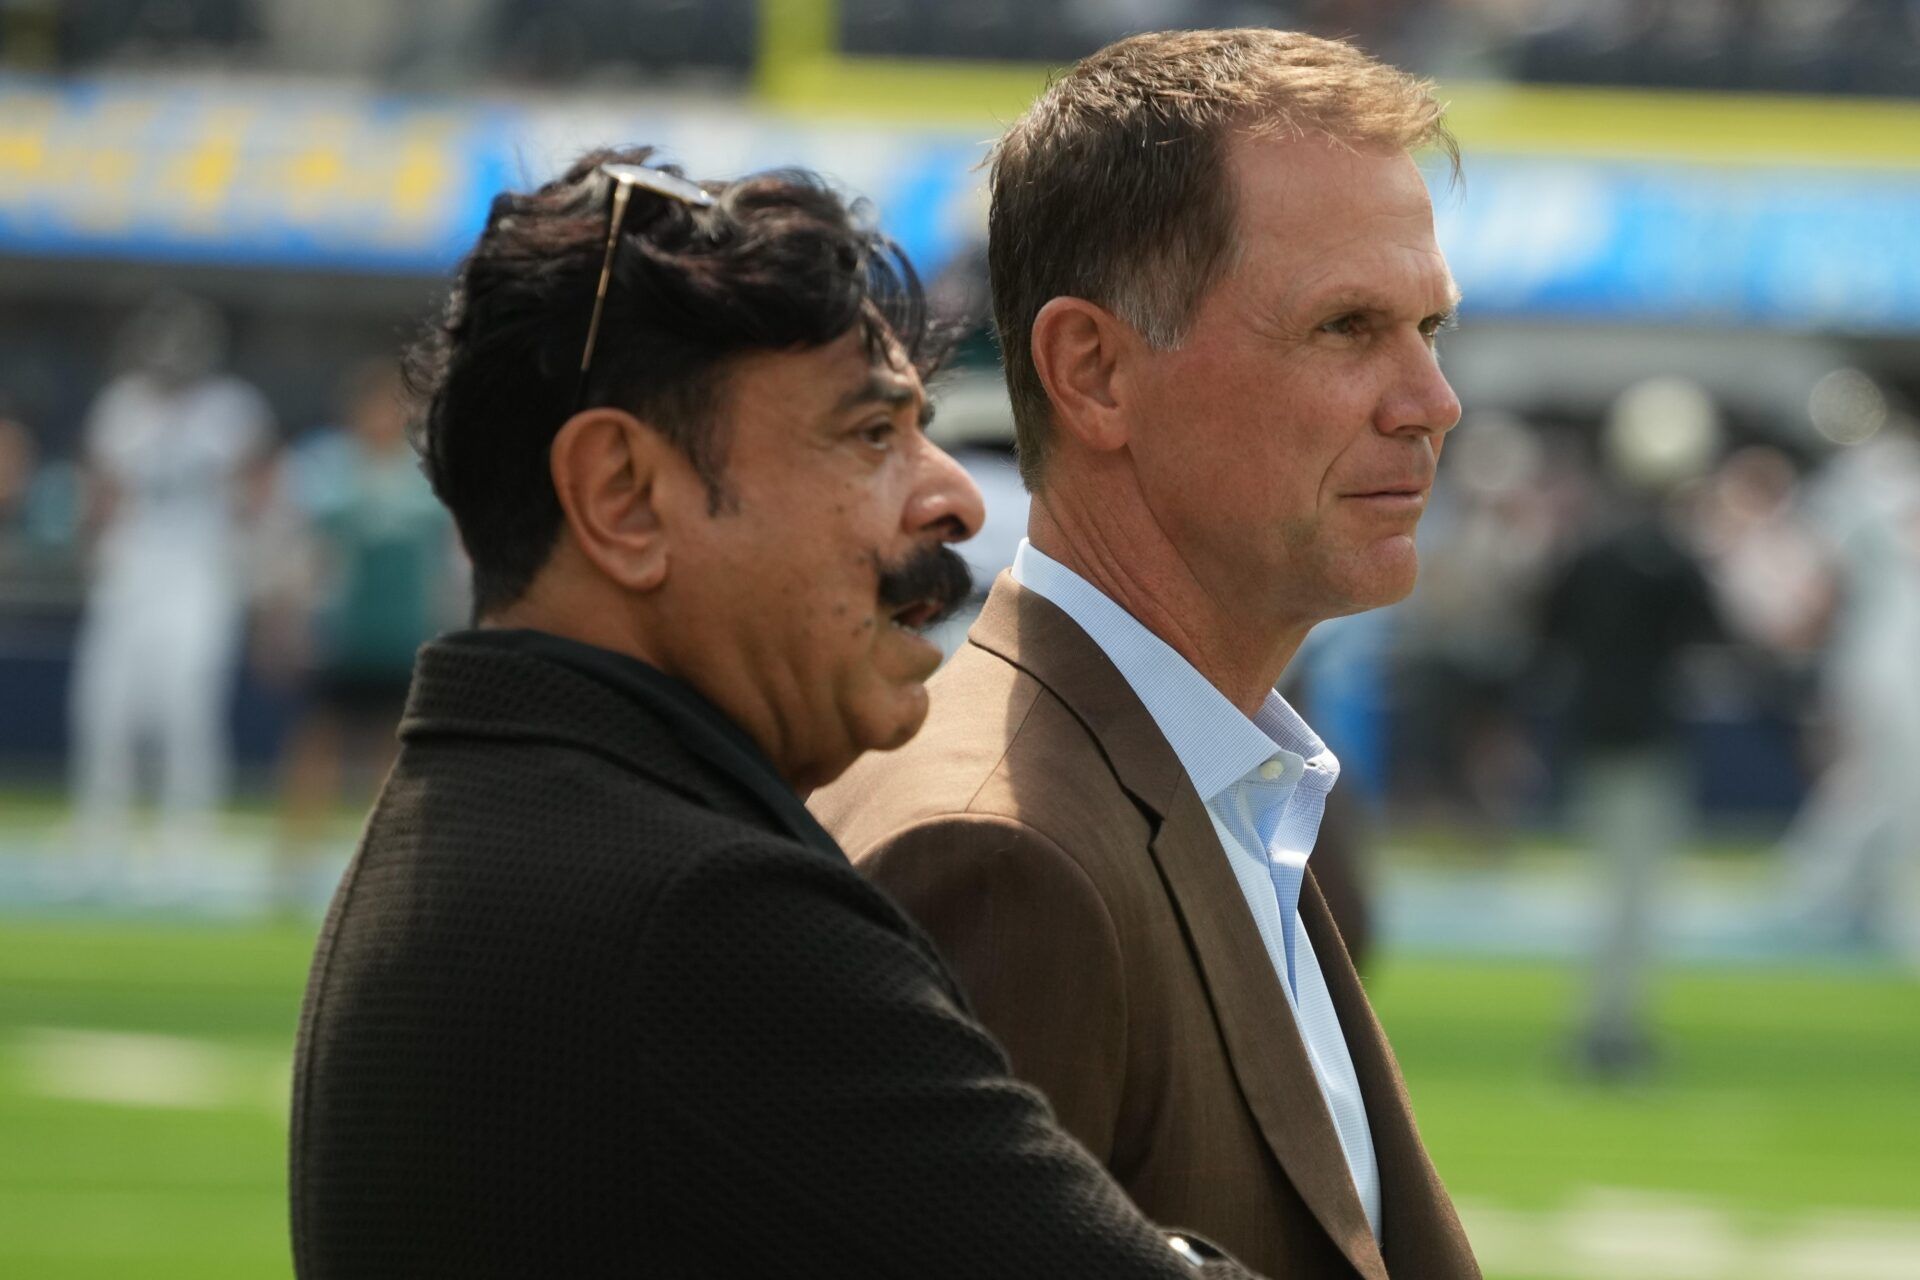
[811,576,1480,1280]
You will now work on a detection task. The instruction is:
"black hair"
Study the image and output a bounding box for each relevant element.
[405,145,940,617]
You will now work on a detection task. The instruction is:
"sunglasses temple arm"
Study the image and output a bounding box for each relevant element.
[578,178,636,378]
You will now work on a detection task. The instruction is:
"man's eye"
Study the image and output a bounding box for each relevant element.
[1319,314,1364,337]
[857,421,897,450]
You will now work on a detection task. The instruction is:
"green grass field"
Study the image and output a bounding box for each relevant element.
[0,921,1914,1279]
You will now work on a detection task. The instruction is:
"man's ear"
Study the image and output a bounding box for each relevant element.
[1029,296,1139,455]
[548,408,672,593]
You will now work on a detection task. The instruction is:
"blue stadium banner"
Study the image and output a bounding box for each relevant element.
[0,76,509,272]
[6,72,1920,333]
[1435,156,1920,331]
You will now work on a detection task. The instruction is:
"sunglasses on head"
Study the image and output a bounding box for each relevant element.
[574,162,717,415]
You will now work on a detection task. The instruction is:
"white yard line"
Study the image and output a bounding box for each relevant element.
[10,1027,1917,1276]
[1460,1189,1920,1279]
[10,1027,287,1113]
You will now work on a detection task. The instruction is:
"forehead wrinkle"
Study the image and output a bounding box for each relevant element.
[1239,187,1437,263]
[1263,217,1455,314]
[1231,136,1434,222]
[831,368,926,419]
[1218,148,1449,333]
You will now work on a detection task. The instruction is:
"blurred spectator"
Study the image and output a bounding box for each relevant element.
[1542,376,1724,1079]
[1778,399,1920,963]
[0,402,83,572]
[253,0,497,82]
[1063,0,1203,48]
[0,0,59,69]
[0,411,36,566]
[1689,443,1832,785]
[55,0,261,68]
[26,0,1918,94]
[269,360,458,905]
[1399,412,1559,839]
[1694,445,1832,663]
[66,292,274,897]
[1514,0,1920,94]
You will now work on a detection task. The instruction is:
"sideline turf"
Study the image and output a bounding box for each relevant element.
[0,922,1913,1278]
[1369,958,1920,1216]
[0,923,312,1279]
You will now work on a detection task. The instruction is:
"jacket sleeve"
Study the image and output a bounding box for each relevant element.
[857,813,1130,1163]
[632,838,1258,1280]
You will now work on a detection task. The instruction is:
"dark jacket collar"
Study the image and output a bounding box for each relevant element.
[402,629,843,861]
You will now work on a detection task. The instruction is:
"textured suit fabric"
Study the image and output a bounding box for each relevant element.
[289,630,1260,1279]
[811,578,1482,1280]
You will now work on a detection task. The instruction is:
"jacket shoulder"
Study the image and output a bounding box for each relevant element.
[811,642,1145,872]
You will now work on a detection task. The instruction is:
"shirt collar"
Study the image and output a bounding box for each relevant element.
[1010,540,1338,800]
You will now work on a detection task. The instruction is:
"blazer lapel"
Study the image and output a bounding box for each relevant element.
[1150,789,1389,1280]
[1300,879,1480,1276]
[970,576,1389,1280]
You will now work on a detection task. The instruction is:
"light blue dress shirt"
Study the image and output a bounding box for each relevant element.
[1011,540,1383,1239]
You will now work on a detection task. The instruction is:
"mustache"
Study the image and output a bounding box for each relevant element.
[874,542,974,627]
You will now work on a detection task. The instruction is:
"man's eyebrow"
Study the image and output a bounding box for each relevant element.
[834,373,931,425]
[1299,279,1464,320]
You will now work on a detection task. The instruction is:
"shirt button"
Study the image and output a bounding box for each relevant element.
[1259,759,1285,781]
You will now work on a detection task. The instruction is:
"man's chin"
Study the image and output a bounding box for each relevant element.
[874,681,933,751]
[799,687,930,793]
[1333,545,1420,613]
[824,680,935,778]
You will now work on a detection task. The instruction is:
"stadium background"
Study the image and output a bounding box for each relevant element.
[1,1,1918,1276]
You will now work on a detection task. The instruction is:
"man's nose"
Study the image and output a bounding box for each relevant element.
[1379,341,1463,439]
[906,440,987,543]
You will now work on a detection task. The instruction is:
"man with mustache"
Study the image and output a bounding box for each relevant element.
[814,30,1481,1279]
[290,148,1269,1278]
